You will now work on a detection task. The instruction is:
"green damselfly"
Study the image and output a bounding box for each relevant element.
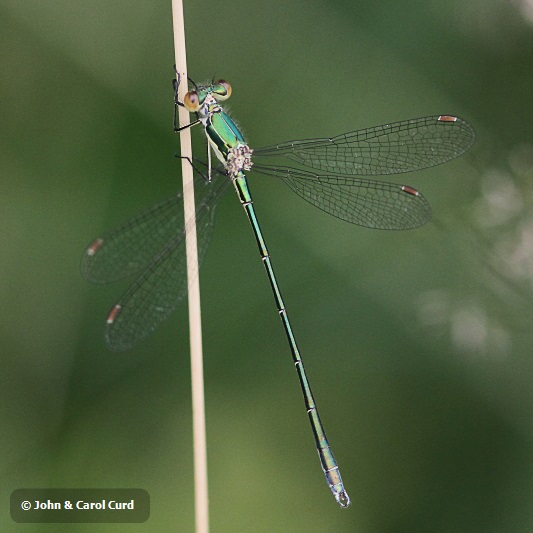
[82,75,475,507]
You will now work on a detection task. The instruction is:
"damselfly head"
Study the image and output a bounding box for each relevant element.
[183,79,232,112]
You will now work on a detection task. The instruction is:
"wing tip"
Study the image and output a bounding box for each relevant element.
[106,304,122,324]
[438,115,458,123]
[86,238,104,256]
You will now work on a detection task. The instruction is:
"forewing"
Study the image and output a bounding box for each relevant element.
[82,193,187,284]
[254,115,475,176]
[81,174,225,284]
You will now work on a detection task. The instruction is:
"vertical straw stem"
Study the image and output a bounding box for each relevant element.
[171,2,209,532]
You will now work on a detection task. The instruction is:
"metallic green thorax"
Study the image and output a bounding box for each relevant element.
[196,82,350,507]
[207,112,246,158]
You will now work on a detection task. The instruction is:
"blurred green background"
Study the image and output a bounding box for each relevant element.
[1,0,532,531]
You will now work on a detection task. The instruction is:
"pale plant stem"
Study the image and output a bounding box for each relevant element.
[171,2,209,532]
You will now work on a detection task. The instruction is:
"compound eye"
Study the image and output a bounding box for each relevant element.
[213,80,232,101]
[183,91,200,112]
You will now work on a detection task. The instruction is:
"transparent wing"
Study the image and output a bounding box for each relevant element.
[253,165,431,230]
[82,194,184,284]
[254,115,475,176]
[82,172,227,284]
[82,173,231,351]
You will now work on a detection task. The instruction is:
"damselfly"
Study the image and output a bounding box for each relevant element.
[82,75,475,507]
